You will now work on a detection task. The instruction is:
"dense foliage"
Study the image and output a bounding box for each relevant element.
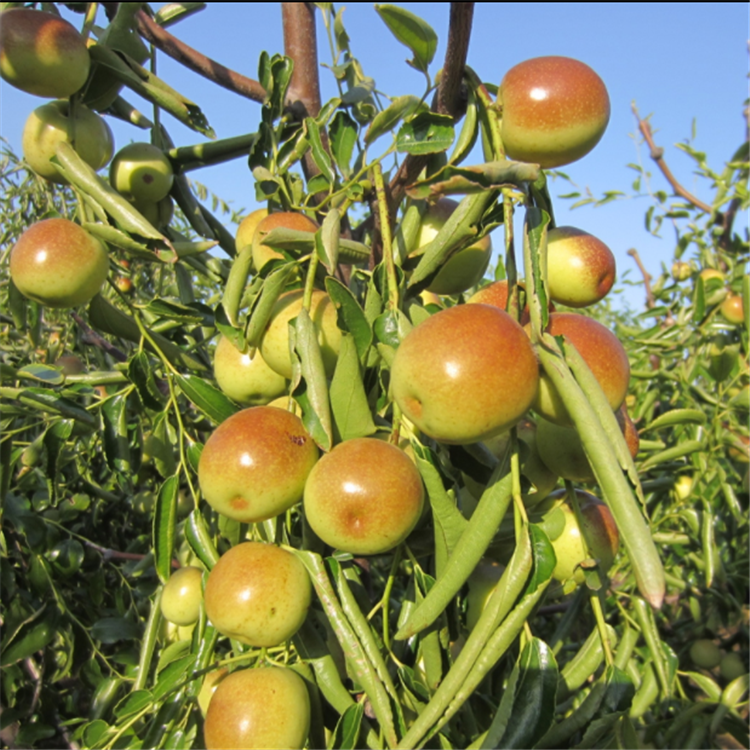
[0,3,748,749]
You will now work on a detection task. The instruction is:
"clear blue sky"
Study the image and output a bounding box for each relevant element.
[1,3,747,311]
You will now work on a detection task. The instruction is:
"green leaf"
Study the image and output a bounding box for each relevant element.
[0,610,56,666]
[102,394,131,474]
[329,110,358,176]
[641,408,707,432]
[154,475,179,584]
[16,363,65,385]
[245,263,296,345]
[175,373,238,425]
[114,689,154,719]
[365,95,423,146]
[185,508,220,569]
[128,352,166,411]
[152,654,196,701]
[487,638,558,748]
[292,308,333,452]
[47,539,84,579]
[325,277,372,360]
[305,118,336,184]
[91,617,141,644]
[329,702,364,750]
[330,334,377,442]
[375,4,437,73]
[317,208,341,273]
[396,112,455,155]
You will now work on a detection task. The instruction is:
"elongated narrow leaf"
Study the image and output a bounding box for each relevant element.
[330,334,377,442]
[175,374,237,425]
[329,110,358,176]
[330,702,364,750]
[487,638,558,748]
[365,94,423,146]
[154,475,179,584]
[325,277,372,360]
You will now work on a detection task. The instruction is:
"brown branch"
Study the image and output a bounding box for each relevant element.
[135,10,267,103]
[632,104,712,214]
[627,248,655,309]
[282,3,325,185]
[389,3,475,207]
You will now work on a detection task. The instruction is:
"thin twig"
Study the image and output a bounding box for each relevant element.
[627,248,655,309]
[632,104,712,214]
[135,10,267,103]
[72,312,127,363]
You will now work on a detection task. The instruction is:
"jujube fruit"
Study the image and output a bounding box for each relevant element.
[203,666,310,749]
[0,8,90,98]
[304,438,425,555]
[10,218,109,308]
[198,406,318,523]
[499,55,610,168]
[160,566,203,626]
[391,304,539,444]
[204,541,311,647]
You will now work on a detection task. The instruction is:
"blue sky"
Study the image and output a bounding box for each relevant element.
[1,3,747,311]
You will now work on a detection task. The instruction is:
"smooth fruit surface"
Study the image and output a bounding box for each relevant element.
[499,56,610,168]
[204,542,311,647]
[213,335,287,406]
[22,100,114,183]
[720,653,746,682]
[260,289,342,379]
[10,218,109,308]
[412,199,492,295]
[720,294,744,325]
[391,304,539,444]
[467,279,555,325]
[109,142,174,202]
[671,261,692,281]
[252,211,318,272]
[198,406,318,523]
[530,313,630,425]
[466,559,504,631]
[0,8,90,98]
[203,666,310,749]
[131,197,174,231]
[546,226,616,308]
[304,438,424,555]
[235,208,269,253]
[690,639,722,670]
[540,490,619,584]
[160,566,203,626]
[197,668,228,717]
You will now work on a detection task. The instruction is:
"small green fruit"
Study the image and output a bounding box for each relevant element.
[689,639,722,670]
[110,142,174,202]
[160,566,203,626]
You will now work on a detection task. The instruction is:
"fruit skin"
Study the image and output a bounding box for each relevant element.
[720,652,746,682]
[411,199,492,295]
[204,542,311,647]
[673,475,694,501]
[671,261,692,282]
[499,56,610,169]
[0,8,90,98]
[528,312,630,426]
[467,279,555,325]
[260,289,342,380]
[689,639,722,670]
[235,208,269,253]
[466,559,504,631]
[536,405,638,484]
[22,100,114,184]
[304,438,424,555]
[203,666,310,750]
[109,142,174,203]
[197,668,228,717]
[160,566,203,626]
[10,218,109,308]
[198,406,318,524]
[131,197,174,231]
[720,294,745,325]
[391,304,539,445]
[252,211,318,272]
[213,335,287,406]
[546,226,616,308]
[540,489,619,584]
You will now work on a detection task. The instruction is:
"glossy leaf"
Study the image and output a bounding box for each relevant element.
[396,112,455,155]
[375,4,437,73]
[175,374,238,425]
[330,334,377,442]
[154,475,179,584]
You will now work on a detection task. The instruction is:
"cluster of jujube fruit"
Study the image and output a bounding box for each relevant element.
[3,7,649,747]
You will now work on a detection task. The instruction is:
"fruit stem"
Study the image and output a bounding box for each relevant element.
[372,163,400,311]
